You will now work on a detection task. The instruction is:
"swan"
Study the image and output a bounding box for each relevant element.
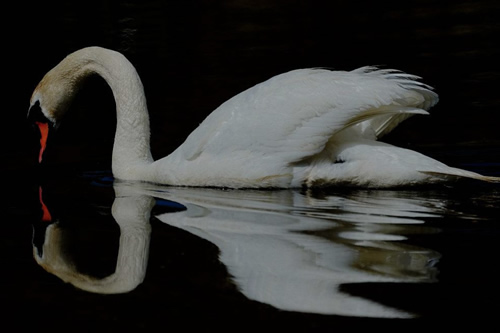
[28,46,499,188]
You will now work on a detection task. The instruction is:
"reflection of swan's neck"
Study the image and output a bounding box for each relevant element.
[70,48,154,180]
[110,194,154,291]
[34,187,155,294]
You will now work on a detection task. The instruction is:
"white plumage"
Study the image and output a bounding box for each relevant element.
[29,47,499,188]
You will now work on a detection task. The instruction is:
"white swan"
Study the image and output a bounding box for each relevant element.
[28,46,499,188]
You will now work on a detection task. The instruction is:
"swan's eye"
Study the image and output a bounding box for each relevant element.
[28,101,48,123]
[28,100,59,129]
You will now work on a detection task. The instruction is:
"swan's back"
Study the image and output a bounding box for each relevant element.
[152,67,438,187]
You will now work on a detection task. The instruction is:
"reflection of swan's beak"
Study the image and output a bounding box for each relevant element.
[38,187,52,222]
[32,186,154,294]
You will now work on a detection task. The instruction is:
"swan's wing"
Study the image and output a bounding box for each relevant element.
[177,67,438,165]
[351,67,438,138]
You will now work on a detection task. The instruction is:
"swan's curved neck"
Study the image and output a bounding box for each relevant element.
[70,48,154,180]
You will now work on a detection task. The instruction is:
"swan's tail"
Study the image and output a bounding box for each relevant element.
[420,169,500,183]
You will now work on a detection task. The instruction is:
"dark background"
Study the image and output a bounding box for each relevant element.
[2,0,500,330]
[4,0,500,172]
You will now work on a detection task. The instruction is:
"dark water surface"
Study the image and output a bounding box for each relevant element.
[5,170,500,330]
[3,0,500,330]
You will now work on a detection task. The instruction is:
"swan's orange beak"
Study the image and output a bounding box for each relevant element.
[29,101,54,164]
[36,121,49,163]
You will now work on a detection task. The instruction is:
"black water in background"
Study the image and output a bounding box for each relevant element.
[3,0,500,330]
[7,0,500,162]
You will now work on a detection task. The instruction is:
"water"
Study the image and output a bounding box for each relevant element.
[4,0,500,329]
[4,170,498,329]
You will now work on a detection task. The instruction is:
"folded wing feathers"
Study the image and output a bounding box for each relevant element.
[179,66,438,166]
[283,67,438,162]
[356,66,438,109]
[344,106,429,130]
[349,66,438,137]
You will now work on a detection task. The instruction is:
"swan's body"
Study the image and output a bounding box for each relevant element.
[29,47,499,188]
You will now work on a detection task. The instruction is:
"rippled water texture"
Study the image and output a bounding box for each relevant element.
[26,174,500,323]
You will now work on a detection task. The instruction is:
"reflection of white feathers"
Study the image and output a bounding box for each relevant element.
[30,47,499,187]
[152,186,441,318]
[34,183,443,317]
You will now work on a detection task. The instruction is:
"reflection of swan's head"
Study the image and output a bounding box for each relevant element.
[33,222,80,284]
[33,185,155,294]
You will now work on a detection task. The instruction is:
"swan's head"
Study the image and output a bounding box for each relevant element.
[28,55,86,162]
[29,57,85,126]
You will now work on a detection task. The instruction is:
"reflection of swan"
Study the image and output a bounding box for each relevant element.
[28,47,499,188]
[147,185,441,318]
[33,186,154,294]
[34,182,442,317]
